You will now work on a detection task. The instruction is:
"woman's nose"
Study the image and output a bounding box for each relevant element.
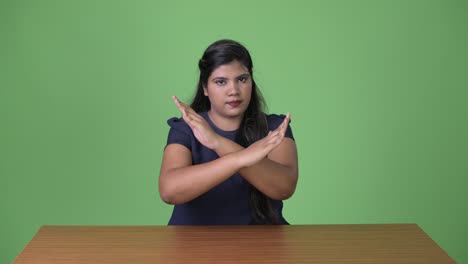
[228,82,240,95]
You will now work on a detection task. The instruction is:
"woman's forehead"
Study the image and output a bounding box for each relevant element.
[210,61,249,78]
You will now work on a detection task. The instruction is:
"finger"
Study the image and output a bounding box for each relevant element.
[267,129,280,138]
[271,113,289,134]
[186,107,203,118]
[278,113,290,134]
[276,137,283,145]
[174,96,200,117]
[172,95,182,107]
[281,113,290,129]
[173,96,191,112]
[266,130,281,143]
[267,136,280,145]
[183,112,206,132]
[173,96,187,115]
[183,109,205,125]
[266,137,284,150]
[272,132,285,145]
[185,112,204,125]
[182,113,197,130]
[178,97,194,111]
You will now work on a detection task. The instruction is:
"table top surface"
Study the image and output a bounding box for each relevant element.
[14,224,455,264]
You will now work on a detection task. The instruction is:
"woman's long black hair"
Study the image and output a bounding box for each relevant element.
[190,39,279,224]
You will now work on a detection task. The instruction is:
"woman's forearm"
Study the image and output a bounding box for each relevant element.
[213,137,298,200]
[159,152,243,205]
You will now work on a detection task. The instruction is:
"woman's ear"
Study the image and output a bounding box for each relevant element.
[203,86,208,96]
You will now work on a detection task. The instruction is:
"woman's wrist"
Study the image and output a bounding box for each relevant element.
[230,148,249,169]
[212,136,244,157]
[210,134,223,152]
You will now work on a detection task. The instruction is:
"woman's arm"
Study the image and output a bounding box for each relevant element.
[171,96,298,201]
[214,118,298,201]
[159,113,288,204]
[159,144,242,205]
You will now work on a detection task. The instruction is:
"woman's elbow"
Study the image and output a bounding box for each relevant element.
[279,174,298,200]
[159,179,178,205]
[269,184,296,200]
[159,189,175,205]
[278,188,295,200]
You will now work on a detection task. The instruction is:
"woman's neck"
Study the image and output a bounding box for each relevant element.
[207,111,243,132]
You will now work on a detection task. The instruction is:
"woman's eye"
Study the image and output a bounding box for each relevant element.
[215,80,226,85]
[238,76,248,83]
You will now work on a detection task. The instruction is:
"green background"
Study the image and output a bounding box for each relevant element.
[1,0,467,263]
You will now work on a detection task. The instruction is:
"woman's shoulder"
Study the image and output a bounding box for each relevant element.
[265,113,287,121]
[265,113,289,128]
[166,116,195,149]
[167,116,191,135]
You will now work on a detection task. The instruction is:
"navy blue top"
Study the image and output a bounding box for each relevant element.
[165,112,294,225]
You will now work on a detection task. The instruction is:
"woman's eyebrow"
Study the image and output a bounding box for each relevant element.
[212,76,228,80]
[236,73,250,79]
[211,72,250,81]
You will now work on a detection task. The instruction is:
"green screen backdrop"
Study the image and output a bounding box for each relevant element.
[1,0,467,263]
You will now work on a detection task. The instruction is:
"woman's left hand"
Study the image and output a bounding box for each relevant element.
[238,113,291,168]
[172,96,220,150]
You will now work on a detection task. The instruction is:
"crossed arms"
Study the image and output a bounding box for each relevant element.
[159,96,298,205]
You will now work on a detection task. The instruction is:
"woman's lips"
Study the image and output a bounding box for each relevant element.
[227,100,241,107]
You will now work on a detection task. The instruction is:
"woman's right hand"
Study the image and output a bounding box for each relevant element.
[172,95,221,150]
[239,113,291,167]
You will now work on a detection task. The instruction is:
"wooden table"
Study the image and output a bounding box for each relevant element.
[14,224,455,263]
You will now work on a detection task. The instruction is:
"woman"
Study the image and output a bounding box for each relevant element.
[159,39,298,225]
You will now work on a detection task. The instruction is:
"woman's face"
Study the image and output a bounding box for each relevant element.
[204,60,252,122]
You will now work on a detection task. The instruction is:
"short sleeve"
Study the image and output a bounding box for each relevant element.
[166,117,193,150]
[266,114,294,140]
